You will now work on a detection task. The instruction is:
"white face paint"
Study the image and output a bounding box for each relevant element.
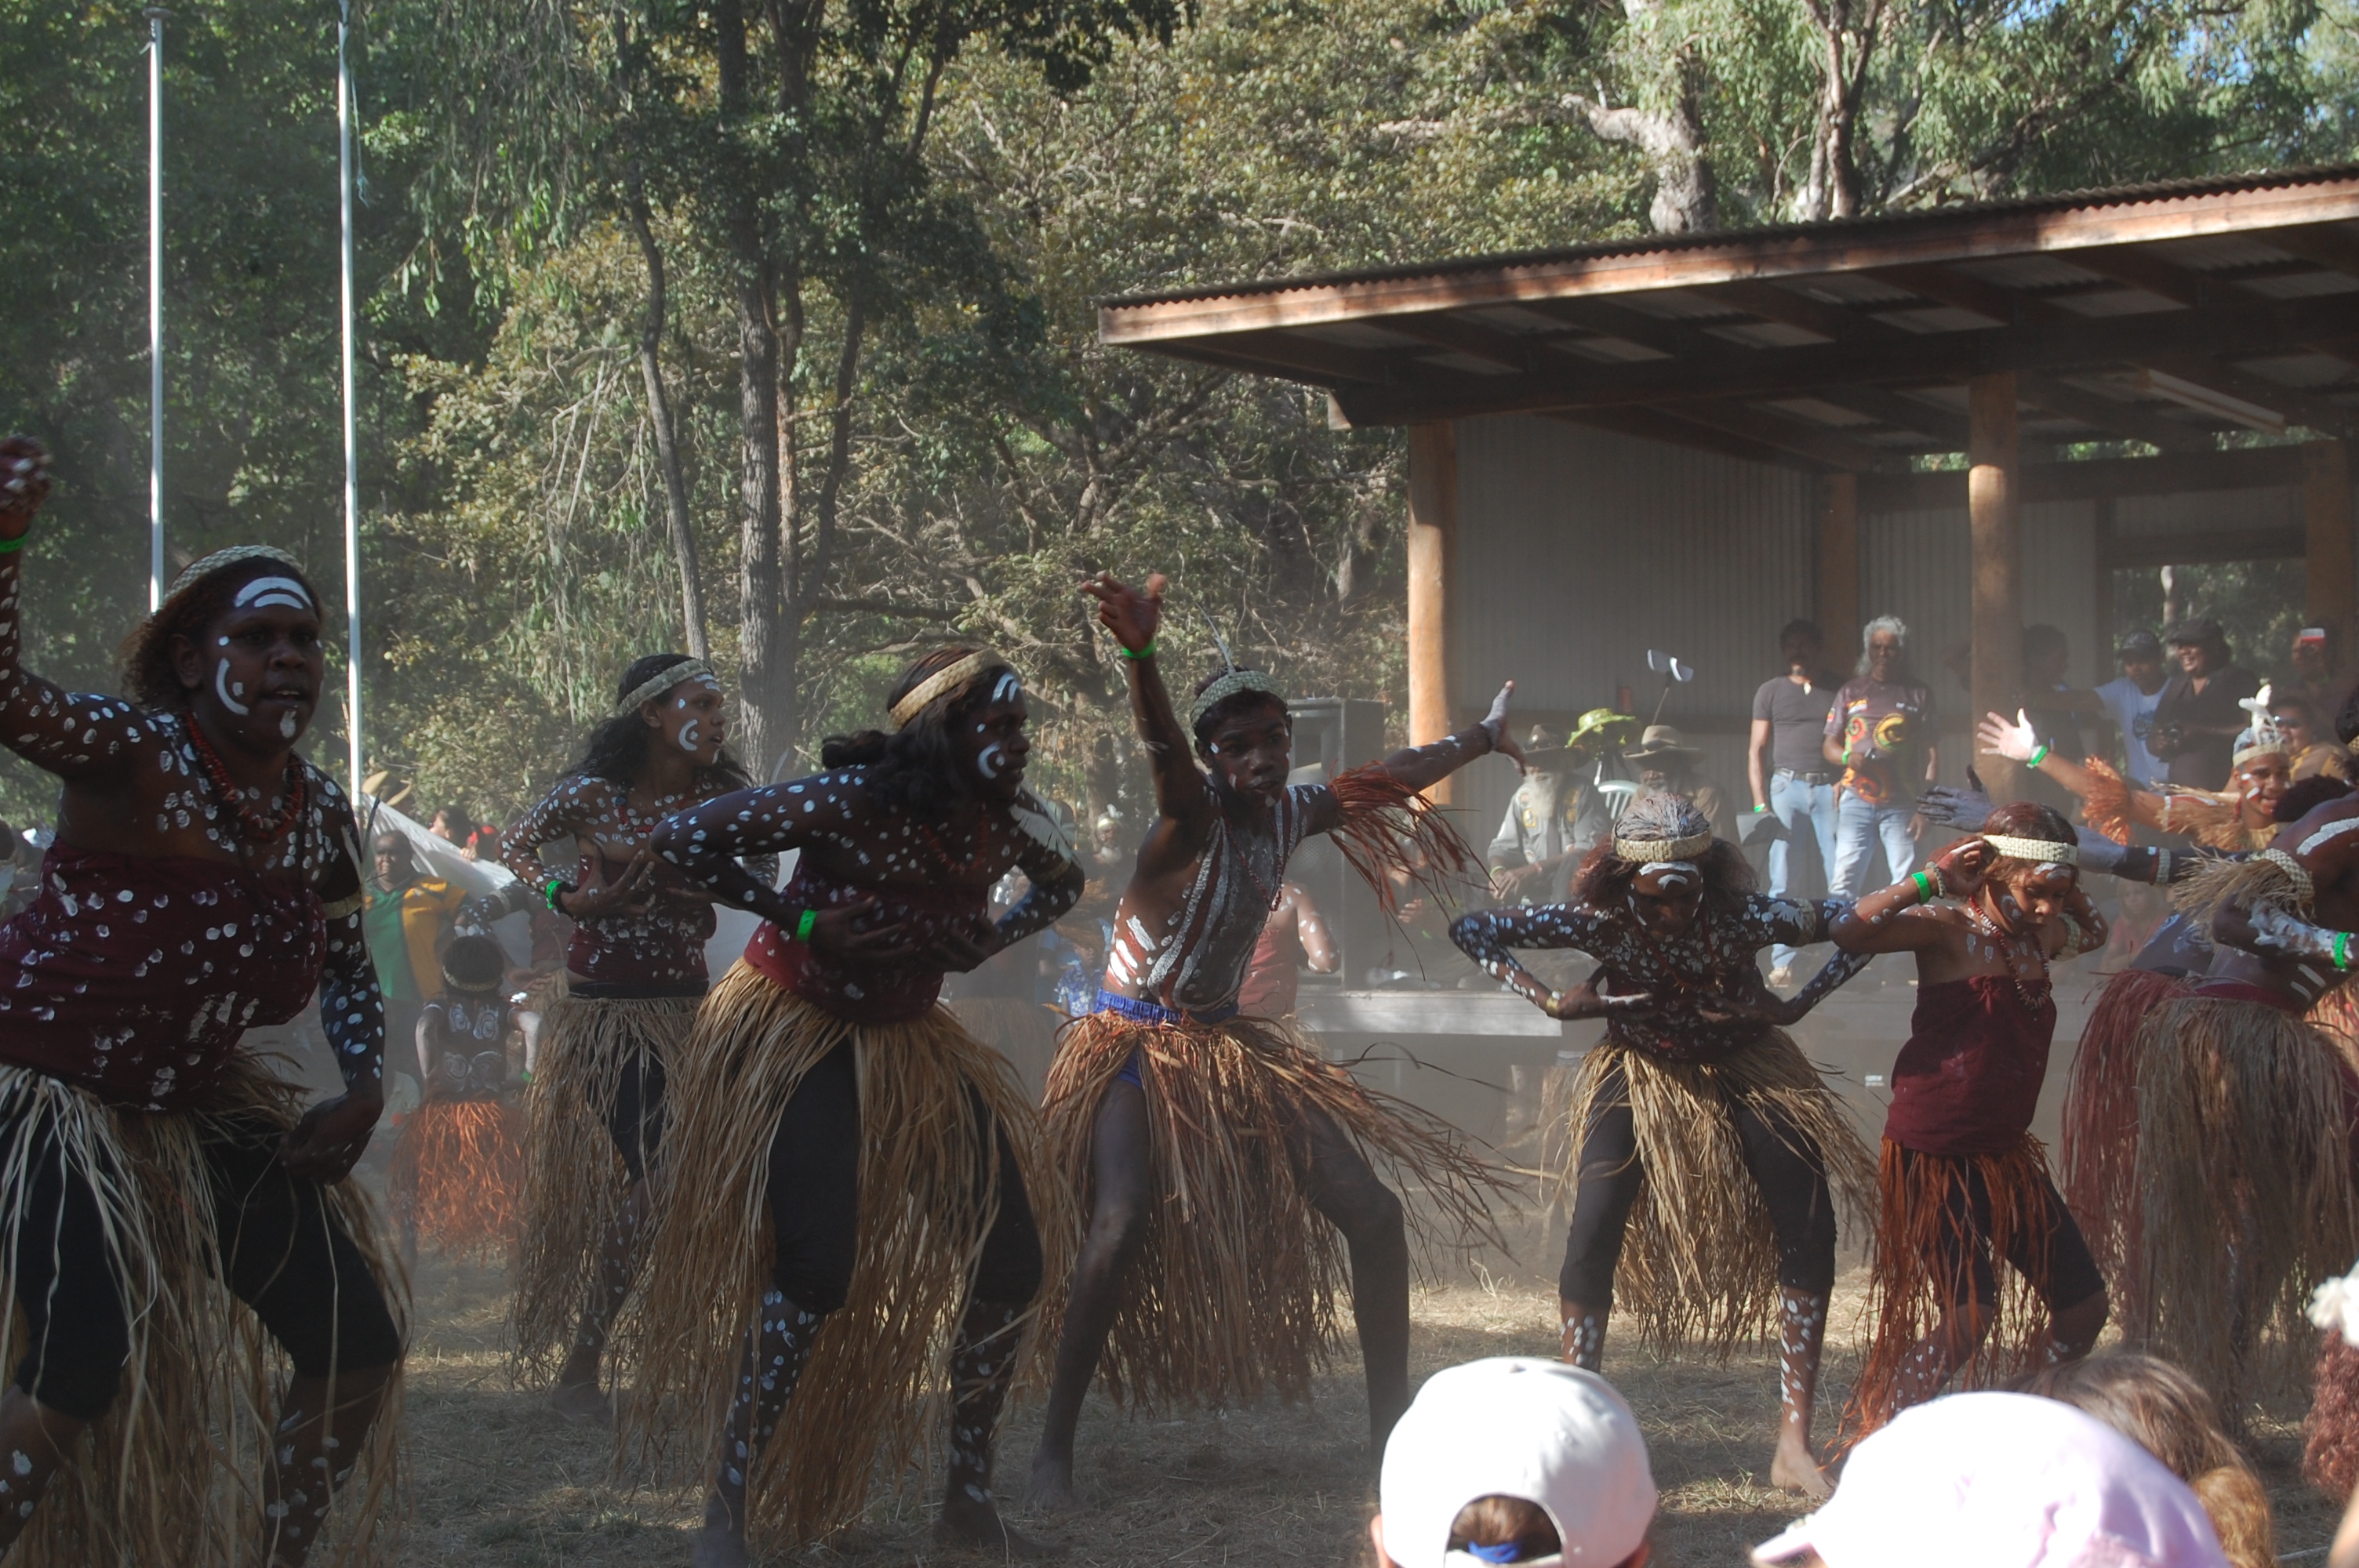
[233,575,314,612]
[976,743,1006,781]
[279,710,299,739]
[214,660,252,717]
[990,671,1022,706]
[678,720,701,753]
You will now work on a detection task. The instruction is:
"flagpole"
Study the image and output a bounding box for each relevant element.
[145,8,167,611]
[337,2,363,799]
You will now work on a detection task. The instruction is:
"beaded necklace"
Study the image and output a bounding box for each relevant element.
[1967,896,2052,1011]
[187,718,307,845]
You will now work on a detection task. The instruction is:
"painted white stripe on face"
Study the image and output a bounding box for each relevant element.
[678,720,701,753]
[977,743,1005,781]
[233,575,314,611]
[992,672,1021,705]
[215,661,252,717]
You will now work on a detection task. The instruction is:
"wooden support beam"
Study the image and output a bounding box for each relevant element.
[1383,313,1544,372]
[1521,297,1691,358]
[2306,439,2356,680]
[1970,372,2025,801]
[2264,223,2359,279]
[1407,422,1459,806]
[1704,280,1887,343]
[1859,443,2304,511]
[2093,498,2116,662]
[1866,263,2041,327]
[2014,370,2216,452]
[1807,387,1973,448]
[2066,245,2214,308]
[1819,474,1861,653]
[1647,400,1910,472]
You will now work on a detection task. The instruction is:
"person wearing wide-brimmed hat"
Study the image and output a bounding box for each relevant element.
[1624,723,1734,843]
[1488,723,1613,906]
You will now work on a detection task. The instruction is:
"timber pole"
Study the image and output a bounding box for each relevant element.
[1968,372,2024,801]
[2304,439,2354,689]
[1817,473,1859,657]
[1407,422,1458,806]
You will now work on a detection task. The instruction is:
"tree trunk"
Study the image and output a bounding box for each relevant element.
[624,179,710,659]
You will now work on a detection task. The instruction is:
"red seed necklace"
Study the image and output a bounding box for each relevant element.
[187,718,307,844]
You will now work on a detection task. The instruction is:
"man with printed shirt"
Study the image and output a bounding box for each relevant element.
[1823,615,1937,898]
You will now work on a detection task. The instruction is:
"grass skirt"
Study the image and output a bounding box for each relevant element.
[391,1098,524,1263]
[2061,967,2194,1316]
[1037,1008,1509,1413]
[1563,1033,1876,1356]
[510,987,698,1380]
[943,996,1065,1103]
[1849,1134,2064,1438]
[623,963,1074,1548]
[2307,1333,2359,1501]
[0,1056,402,1567]
[2130,993,2359,1403]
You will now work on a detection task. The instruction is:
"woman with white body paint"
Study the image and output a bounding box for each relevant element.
[634,646,1086,1565]
[0,439,402,1566]
[493,653,760,1418]
[1823,802,2110,1438]
[1451,790,1875,1498]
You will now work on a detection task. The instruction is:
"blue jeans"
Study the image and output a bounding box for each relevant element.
[1831,790,1917,900]
[1767,774,1840,969]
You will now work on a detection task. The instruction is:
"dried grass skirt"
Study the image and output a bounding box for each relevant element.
[0,1056,403,1566]
[2130,993,2359,1403]
[1561,1033,1876,1356]
[2061,967,2195,1316]
[391,1098,524,1264]
[510,987,697,1380]
[623,963,1074,1548]
[1037,1008,1509,1413]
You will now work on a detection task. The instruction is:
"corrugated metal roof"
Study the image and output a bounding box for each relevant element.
[1100,164,2359,312]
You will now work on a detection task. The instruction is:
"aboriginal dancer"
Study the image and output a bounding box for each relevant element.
[1826,806,2110,1435]
[496,653,755,1417]
[2117,775,2359,1416]
[1450,793,1876,1497]
[634,648,1084,1565]
[1027,572,1511,1509]
[388,934,526,1268]
[0,440,402,1565]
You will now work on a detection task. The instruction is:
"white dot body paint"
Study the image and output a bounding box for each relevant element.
[214,661,252,717]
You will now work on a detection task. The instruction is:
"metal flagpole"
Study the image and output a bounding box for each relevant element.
[145,8,167,611]
[337,2,363,798]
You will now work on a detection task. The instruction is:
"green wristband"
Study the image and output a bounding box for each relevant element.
[2027,743,2050,770]
[2337,931,2350,972]
[542,877,572,912]
[794,907,819,942]
[1117,639,1157,661]
[1911,870,1932,903]
[0,532,29,555]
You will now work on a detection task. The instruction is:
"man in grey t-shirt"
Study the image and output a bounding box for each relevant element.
[1747,619,1839,984]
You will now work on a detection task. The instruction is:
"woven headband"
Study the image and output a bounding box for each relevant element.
[1188,670,1285,733]
[888,651,1001,730]
[163,545,307,604]
[618,657,718,715]
[1982,833,2078,866]
[2234,739,2291,769]
[1614,829,1714,866]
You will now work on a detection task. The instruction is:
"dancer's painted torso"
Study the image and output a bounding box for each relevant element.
[1102,784,1321,1014]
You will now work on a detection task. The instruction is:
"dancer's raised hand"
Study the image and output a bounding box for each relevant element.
[1977,709,2041,764]
[1544,975,1655,1020]
[0,437,50,536]
[1480,681,1525,768]
[805,895,917,961]
[1081,571,1164,655]
[1927,834,1994,902]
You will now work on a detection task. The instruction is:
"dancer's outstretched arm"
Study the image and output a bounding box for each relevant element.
[1369,682,1525,793]
[1450,903,1618,1016]
[650,782,913,958]
[1080,572,1218,872]
[1829,838,1992,956]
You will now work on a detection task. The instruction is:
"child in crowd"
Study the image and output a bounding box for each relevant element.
[1370,1357,1656,1568]
[390,934,528,1266]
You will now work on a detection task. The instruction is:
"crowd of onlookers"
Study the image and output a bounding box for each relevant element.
[1369,1310,2359,1567]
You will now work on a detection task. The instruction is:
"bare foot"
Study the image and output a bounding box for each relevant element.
[1770,1436,1832,1500]
[1023,1450,1078,1513]
[690,1497,750,1568]
[940,1492,1060,1558]
[547,1378,612,1425]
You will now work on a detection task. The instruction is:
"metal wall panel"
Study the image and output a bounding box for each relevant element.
[1448,415,1815,840]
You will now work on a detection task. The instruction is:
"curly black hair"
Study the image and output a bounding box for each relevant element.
[819,648,1019,815]
[568,654,751,793]
[118,554,327,711]
[2277,773,2357,823]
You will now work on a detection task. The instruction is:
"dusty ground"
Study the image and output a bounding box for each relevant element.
[385,1207,2346,1567]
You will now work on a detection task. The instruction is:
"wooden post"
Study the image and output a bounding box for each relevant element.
[1968,373,2024,800]
[1407,422,1458,805]
[1817,473,1860,663]
[2305,439,2354,686]
[2092,497,2115,676]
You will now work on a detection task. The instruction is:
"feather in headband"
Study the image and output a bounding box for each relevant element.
[617,657,718,715]
[888,651,1001,729]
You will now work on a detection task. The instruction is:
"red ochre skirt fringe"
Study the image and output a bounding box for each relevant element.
[391,1098,524,1263]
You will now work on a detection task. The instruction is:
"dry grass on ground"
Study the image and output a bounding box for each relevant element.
[388,1215,2348,1566]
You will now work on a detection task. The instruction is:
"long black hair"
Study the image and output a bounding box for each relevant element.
[819,647,1016,815]
[569,654,751,792]
[120,552,327,711]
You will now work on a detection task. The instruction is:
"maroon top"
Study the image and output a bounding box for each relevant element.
[743,860,984,1025]
[563,845,714,991]
[0,844,324,1110]
[1883,975,2055,1157]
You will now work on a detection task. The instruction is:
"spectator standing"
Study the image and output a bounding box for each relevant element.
[2274,694,2353,782]
[1488,726,1609,905]
[363,832,467,1105]
[1823,616,1936,898]
[1750,618,1839,985]
[2094,630,2172,788]
[2150,619,2261,791]
[2292,624,2342,713]
[1371,1358,1656,1568]
[1623,724,1734,841]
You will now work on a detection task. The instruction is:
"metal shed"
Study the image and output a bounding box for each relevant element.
[1099,166,2359,841]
